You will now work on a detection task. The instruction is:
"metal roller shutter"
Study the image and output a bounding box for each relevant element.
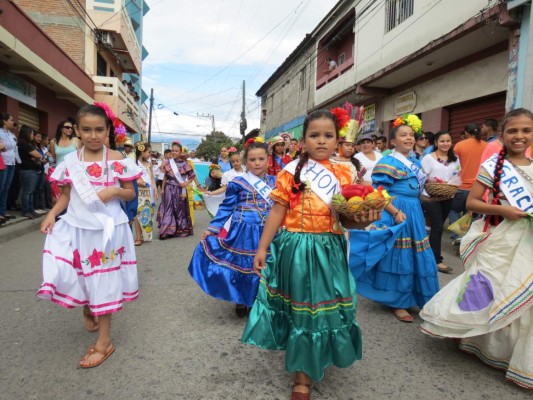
[18,104,40,132]
[447,93,506,143]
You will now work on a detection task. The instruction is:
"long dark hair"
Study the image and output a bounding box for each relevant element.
[433,130,457,163]
[18,125,34,146]
[54,119,73,144]
[293,110,339,194]
[75,104,116,149]
[464,123,481,141]
[1,112,12,129]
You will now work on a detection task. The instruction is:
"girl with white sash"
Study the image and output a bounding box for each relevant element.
[156,142,195,239]
[135,142,157,244]
[188,139,275,316]
[37,104,141,368]
[420,108,533,391]
[242,110,381,400]
[357,115,439,323]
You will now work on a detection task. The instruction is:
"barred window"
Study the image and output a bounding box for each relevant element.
[385,0,414,32]
[299,66,307,91]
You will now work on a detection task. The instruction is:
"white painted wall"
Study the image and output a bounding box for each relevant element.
[380,51,508,121]
[354,0,491,82]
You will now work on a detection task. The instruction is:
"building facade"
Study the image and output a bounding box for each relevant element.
[260,0,531,142]
[3,0,148,140]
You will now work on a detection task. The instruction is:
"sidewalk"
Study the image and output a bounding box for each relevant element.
[0,213,45,244]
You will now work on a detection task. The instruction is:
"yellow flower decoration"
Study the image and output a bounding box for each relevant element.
[254,137,265,143]
[392,114,422,133]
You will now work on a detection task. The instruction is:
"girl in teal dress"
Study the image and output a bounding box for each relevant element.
[242,109,381,400]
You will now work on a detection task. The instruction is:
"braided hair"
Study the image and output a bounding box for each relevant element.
[293,110,339,194]
[487,146,506,226]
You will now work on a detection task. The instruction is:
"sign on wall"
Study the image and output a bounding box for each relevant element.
[395,91,417,115]
[361,104,376,133]
[0,71,37,108]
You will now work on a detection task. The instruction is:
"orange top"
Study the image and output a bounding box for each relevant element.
[270,160,351,234]
[454,138,487,190]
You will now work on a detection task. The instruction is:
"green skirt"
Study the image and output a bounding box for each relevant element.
[241,230,362,381]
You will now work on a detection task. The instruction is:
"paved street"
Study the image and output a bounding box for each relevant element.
[0,211,530,400]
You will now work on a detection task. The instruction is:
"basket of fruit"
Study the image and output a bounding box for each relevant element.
[425,179,458,198]
[332,184,393,217]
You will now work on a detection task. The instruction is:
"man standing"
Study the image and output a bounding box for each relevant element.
[376,136,391,156]
[481,118,499,142]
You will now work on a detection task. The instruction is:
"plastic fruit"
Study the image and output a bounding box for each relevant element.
[347,196,364,203]
[347,196,365,212]
[332,194,347,206]
[342,184,373,200]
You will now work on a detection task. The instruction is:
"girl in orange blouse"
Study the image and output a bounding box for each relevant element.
[242,110,380,400]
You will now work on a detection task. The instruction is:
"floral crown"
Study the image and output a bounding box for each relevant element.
[329,103,365,143]
[94,102,127,145]
[227,146,238,157]
[209,163,221,171]
[393,114,422,133]
[244,136,265,149]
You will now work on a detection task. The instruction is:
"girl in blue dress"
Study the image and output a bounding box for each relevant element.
[188,138,275,317]
[356,115,439,322]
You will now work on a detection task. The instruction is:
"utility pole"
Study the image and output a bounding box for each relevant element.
[240,80,247,138]
[147,88,154,143]
[197,113,215,134]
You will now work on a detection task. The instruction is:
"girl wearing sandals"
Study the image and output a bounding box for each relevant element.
[420,108,533,391]
[37,103,142,368]
[242,109,381,400]
[188,138,275,317]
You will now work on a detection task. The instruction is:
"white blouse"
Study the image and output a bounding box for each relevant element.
[354,151,382,182]
[421,153,461,184]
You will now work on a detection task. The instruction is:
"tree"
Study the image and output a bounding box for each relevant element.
[195,131,234,163]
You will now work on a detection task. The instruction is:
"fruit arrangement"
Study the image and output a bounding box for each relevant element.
[332,184,392,216]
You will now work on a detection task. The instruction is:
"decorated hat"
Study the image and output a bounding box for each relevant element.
[123,137,133,147]
[270,136,285,146]
[330,105,365,144]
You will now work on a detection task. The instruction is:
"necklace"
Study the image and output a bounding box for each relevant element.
[80,145,108,182]
[508,157,533,185]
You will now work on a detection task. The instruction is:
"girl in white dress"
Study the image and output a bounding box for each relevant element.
[420,108,533,391]
[37,104,141,368]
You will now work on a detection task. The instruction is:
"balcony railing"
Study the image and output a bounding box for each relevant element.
[93,76,141,132]
[316,56,354,89]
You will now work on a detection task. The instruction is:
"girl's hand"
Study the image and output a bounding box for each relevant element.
[394,210,406,224]
[253,249,267,276]
[201,230,213,240]
[500,206,528,221]
[154,190,159,201]
[97,187,118,203]
[41,213,56,234]
[351,210,382,229]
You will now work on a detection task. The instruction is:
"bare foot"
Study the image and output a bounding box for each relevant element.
[79,342,115,368]
[83,306,99,332]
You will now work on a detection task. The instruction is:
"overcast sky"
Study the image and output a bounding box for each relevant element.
[142,0,338,142]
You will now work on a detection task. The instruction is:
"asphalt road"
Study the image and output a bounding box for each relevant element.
[0,210,530,400]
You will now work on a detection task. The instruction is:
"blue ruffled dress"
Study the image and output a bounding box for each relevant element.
[354,155,439,309]
[188,175,276,306]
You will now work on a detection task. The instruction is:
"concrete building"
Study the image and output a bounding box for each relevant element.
[5,0,148,140]
[0,1,93,136]
[259,0,530,142]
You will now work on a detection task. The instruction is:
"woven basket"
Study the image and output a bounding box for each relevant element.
[425,182,458,198]
[332,197,393,217]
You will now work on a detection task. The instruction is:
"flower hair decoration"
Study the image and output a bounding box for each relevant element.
[209,163,221,171]
[135,141,146,152]
[393,114,422,133]
[227,146,238,157]
[94,101,127,145]
[244,136,265,149]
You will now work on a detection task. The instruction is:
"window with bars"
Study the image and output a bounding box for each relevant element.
[299,66,307,91]
[385,0,414,32]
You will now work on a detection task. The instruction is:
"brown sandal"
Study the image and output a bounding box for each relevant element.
[291,381,311,400]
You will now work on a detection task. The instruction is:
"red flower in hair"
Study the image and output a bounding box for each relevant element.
[330,107,350,130]
[244,138,255,149]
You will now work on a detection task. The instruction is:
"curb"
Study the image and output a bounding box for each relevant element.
[0,215,44,245]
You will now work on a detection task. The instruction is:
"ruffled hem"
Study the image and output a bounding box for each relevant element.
[242,298,362,381]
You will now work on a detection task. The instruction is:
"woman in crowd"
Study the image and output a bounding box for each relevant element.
[413,132,429,158]
[420,108,533,391]
[354,133,382,182]
[49,119,80,165]
[421,130,461,273]
[448,123,487,245]
[267,136,292,176]
[32,132,49,213]
[358,115,439,322]
[0,113,18,224]
[135,141,157,245]
[17,125,44,219]
[157,141,195,239]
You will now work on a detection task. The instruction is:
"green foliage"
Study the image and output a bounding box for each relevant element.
[195,131,234,163]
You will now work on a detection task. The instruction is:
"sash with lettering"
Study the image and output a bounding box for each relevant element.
[284,159,340,208]
[390,150,426,194]
[64,151,115,247]
[482,155,533,215]
[241,171,274,206]
[168,158,185,184]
